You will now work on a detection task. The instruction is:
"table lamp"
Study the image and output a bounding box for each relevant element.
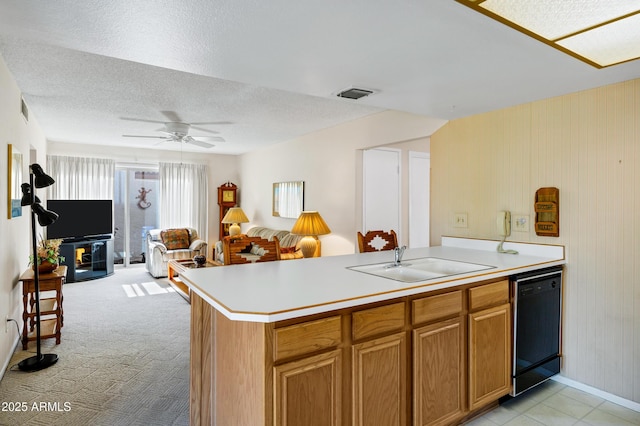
[221,207,250,236]
[291,211,331,258]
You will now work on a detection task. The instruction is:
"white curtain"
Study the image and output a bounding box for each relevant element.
[159,162,208,238]
[46,155,114,199]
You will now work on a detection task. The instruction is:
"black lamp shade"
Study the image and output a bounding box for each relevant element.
[31,163,55,188]
[32,202,59,226]
[20,183,41,206]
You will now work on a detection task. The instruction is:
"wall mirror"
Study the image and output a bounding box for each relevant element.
[272,181,304,218]
[7,144,23,219]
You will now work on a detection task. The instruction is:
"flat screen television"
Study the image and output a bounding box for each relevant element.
[46,200,113,241]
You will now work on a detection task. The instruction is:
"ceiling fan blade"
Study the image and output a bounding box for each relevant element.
[190,121,233,126]
[120,117,166,124]
[192,136,225,142]
[160,110,183,122]
[190,126,220,134]
[183,136,215,148]
[122,134,168,139]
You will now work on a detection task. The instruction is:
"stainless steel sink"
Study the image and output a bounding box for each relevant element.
[347,257,494,283]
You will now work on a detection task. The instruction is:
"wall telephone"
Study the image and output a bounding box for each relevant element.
[497,210,518,254]
[497,210,511,237]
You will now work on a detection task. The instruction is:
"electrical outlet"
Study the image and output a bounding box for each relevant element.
[453,213,468,228]
[513,214,529,232]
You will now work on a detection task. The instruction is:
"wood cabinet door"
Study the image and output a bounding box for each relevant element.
[468,303,511,410]
[352,332,407,426]
[274,349,342,426]
[413,316,465,426]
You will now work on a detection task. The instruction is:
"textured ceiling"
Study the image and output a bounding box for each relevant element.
[1,0,639,154]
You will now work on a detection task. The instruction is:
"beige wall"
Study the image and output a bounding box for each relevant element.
[238,110,444,256]
[431,78,640,403]
[47,141,240,252]
[0,56,48,374]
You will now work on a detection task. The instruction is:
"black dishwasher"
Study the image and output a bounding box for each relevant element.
[511,266,563,396]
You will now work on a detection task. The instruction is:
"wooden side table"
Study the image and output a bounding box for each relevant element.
[168,259,219,303]
[19,266,67,350]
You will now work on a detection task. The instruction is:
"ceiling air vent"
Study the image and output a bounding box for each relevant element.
[336,87,374,100]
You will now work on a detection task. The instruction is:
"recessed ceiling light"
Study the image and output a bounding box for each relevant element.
[336,87,375,100]
[456,0,640,68]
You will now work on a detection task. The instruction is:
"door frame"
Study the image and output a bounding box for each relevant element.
[409,151,430,248]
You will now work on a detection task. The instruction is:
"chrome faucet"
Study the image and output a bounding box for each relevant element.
[393,245,406,266]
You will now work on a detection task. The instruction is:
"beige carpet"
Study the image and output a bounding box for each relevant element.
[0,265,190,426]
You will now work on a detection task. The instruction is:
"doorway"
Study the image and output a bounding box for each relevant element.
[362,148,401,242]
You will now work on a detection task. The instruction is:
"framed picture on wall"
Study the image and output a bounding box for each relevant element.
[7,144,23,219]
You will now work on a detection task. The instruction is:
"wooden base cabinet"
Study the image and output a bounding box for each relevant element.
[352,332,407,426]
[274,350,342,426]
[190,278,513,426]
[413,317,465,426]
[468,280,512,411]
[468,303,511,410]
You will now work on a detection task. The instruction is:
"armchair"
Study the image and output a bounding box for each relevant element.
[145,227,207,278]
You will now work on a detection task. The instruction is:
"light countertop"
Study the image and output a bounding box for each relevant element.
[181,237,565,323]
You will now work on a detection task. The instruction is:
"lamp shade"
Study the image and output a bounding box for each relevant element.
[30,163,55,188]
[291,211,331,236]
[221,207,249,237]
[221,207,250,224]
[32,202,59,226]
[20,183,41,206]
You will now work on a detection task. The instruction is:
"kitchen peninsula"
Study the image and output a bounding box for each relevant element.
[181,237,565,426]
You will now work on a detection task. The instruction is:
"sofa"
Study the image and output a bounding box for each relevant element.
[146,227,208,277]
[214,226,321,265]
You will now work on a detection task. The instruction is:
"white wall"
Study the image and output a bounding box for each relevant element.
[47,141,240,252]
[431,78,640,403]
[238,110,444,255]
[0,56,48,376]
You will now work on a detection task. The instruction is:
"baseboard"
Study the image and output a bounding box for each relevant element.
[0,334,19,381]
[552,375,640,413]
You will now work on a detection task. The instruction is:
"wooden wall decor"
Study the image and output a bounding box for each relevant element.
[534,187,559,237]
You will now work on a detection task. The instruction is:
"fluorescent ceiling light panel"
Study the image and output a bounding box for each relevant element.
[456,0,640,68]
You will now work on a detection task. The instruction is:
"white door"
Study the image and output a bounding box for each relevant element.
[363,148,401,240]
[409,151,430,247]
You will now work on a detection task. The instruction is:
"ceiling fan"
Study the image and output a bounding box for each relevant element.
[121,111,231,149]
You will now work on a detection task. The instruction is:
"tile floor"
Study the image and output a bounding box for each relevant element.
[465,380,640,425]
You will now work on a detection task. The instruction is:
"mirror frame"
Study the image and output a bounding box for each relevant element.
[7,144,23,219]
[272,181,304,218]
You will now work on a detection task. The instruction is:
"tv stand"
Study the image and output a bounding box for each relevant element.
[59,237,114,283]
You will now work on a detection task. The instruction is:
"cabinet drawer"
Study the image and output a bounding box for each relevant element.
[412,290,462,325]
[274,316,342,361]
[352,302,405,341]
[469,280,509,312]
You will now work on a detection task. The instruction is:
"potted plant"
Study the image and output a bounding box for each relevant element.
[30,237,65,273]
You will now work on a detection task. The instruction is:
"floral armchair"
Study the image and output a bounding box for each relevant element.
[145,227,207,278]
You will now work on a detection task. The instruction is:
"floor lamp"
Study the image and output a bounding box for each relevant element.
[18,163,60,372]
